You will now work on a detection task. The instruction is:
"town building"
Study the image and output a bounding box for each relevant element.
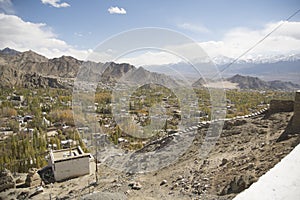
[48,146,95,182]
[11,95,25,106]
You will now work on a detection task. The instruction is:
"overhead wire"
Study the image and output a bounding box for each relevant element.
[212,8,300,79]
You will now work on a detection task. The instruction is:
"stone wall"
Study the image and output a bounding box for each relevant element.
[0,169,15,192]
[268,100,294,114]
[292,91,300,132]
[25,168,43,187]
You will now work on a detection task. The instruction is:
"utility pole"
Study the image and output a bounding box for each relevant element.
[94,123,98,184]
[49,183,53,200]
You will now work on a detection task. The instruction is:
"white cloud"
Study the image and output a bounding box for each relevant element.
[200,21,300,59]
[0,13,90,59]
[117,51,182,66]
[112,21,300,66]
[41,0,70,8]
[108,6,126,15]
[178,23,210,33]
[1,13,299,67]
[0,0,14,14]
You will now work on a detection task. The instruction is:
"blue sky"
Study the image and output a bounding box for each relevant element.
[0,0,300,65]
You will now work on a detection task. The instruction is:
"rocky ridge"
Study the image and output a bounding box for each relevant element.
[0,48,181,89]
[192,74,300,90]
[227,74,300,90]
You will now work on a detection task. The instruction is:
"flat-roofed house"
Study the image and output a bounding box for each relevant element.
[48,146,95,182]
[11,95,25,106]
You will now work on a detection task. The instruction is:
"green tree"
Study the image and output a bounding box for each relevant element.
[8,120,19,133]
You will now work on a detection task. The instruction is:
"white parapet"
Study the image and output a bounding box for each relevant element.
[234,144,300,200]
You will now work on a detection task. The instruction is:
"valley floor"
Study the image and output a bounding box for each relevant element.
[1,111,299,200]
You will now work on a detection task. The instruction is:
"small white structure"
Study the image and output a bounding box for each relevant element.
[46,130,58,138]
[48,146,95,182]
[42,117,51,127]
[11,95,25,106]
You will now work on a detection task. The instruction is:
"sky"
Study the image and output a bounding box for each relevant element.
[0,0,300,65]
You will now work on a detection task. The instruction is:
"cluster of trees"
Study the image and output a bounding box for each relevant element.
[0,128,88,173]
[49,109,74,126]
[0,85,295,173]
[0,88,87,173]
[225,90,294,117]
[111,126,122,145]
[95,91,111,105]
[0,107,19,132]
[0,130,48,173]
[194,89,295,119]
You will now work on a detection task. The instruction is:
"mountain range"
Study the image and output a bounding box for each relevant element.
[212,53,300,65]
[0,48,299,90]
[144,54,300,85]
[0,48,180,89]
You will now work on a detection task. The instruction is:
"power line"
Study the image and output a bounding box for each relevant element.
[213,8,300,79]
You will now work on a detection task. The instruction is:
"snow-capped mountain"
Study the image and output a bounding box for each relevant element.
[144,53,300,84]
[211,53,300,66]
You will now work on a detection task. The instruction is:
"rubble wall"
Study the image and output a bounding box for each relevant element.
[268,100,294,114]
[292,91,300,132]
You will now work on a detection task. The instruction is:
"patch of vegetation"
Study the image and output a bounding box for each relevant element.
[0,86,295,172]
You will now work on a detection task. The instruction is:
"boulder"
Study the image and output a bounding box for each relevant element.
[129,181,142,190]
[233,120,247,126]
[0,168,16,192]
[28,186,44,198]
[160,179,167,186]
[132,182,142,190]
[219,175,255,195]
[220,158,228,166]
[223,121,234,130]
[25,168,43,187]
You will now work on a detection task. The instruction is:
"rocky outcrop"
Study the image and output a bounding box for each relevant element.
[22,73,65,89]
[25,168,43,187]
[227,74,300,90]
[0,50,81,88]
[122,66,181,87]
[0,169,16,192]
[0,48,181,89]
[223,120,247,130]
[218,175,255,195]
[128,181,142,190]
[227,74,269,89]
[101,62,135,82]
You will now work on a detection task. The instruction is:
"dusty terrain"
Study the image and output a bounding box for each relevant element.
[1,111,299,200]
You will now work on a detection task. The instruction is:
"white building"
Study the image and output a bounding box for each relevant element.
[48,146,95,182]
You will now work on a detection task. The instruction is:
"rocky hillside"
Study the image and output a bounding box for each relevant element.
[2,48,297,90]
[0,49,82,88]
[121,66,182,87]
[1,111,299,199]
[227,74,300,90]
[0,48,179,89]
[191,74,299,90]
[227,74,269,89]
[101,62,136,82]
